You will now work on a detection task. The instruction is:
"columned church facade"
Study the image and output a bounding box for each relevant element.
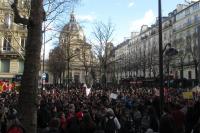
[58,12,94,84]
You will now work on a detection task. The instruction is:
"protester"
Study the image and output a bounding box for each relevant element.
[104,108,121,133]
[42,118,60,133]
[80,112,96,133]
[160,105,176,133]
[6,108,25,133]
[0,84,199,133]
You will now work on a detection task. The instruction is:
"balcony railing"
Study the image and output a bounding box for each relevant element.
[141,35,148,40]
[174,17,200,32]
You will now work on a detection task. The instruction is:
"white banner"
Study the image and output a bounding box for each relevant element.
[110,93,118,99]
[86,88,91,96]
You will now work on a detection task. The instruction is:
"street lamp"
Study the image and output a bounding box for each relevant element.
[158,21,178,117]
[164,43,178,88]
[158,0,179,115]
[178,49,185,87]
[42,21,46,90]
[158,0,164,116]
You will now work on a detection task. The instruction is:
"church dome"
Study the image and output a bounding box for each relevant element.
[61,11,85,40]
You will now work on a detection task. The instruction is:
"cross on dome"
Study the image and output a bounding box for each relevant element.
[70,10,76,22]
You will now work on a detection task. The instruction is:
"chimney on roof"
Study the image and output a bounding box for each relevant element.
[131,32,139,38]
[176,4,188,12]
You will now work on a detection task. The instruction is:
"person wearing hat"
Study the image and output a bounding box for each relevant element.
[42,118,60,133]
[6,108,25,133]
[104,108,121,133]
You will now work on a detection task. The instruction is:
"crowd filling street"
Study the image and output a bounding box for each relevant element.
[0,84,200,133]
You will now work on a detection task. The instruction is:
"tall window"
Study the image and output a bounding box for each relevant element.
[180,70,183,79]
[4,13,12,28]
[20,37,26,51]
[3,37,11,51]
[187,18,191,25]
[188,71,192,79]
[188,55,191,63]
[18,60,24,73]
[175,71,178,79]
[0,59,10,72]
[193,3,199,10]
[194,14,199,22]
[185,9,190,16]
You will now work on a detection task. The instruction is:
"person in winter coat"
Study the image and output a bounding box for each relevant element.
[80,113,96,133]
[6,109,25,133]
[148,106,159,132]
[160,105,176,133]
[38,100,51,130]
[42,118,60,133]
[171,104,185,133]
[104,108,121,133]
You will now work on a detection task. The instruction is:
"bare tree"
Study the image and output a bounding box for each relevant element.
[147,42,155,78]
[176,37,186,80]
[60,31,81,86]
[48,46,66,85]
[92,20,115,86]
[191,32,199,80]
[78,41,93,86]
[133,50,139,77]
[141,42,147,77]
[151,40,159,78]
[11,0,78,132]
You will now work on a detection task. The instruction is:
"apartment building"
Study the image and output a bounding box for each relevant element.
[113,0,200,83]
[0,1,28,82]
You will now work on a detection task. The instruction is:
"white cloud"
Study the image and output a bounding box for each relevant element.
[77,15,96,22]
[128,2,134,7]
[130,10,156,32]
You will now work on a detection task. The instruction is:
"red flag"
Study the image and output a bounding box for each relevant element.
[2,82,7,91]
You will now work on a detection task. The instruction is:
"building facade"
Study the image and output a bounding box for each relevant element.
[112,1,200,83]
[57,12,95,85]
[0,1,27,82]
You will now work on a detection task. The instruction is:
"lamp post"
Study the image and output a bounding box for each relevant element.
[158,0,164,116]
[197,26,200,86]
[164,44,178,88]
[178,50,185,87]
[42,21,45,90]
[158,0,177,115]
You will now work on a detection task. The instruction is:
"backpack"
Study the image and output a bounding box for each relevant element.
[66,116,80,133]
[7,125,25,133]
[120,119,134,133]
[141,115,150,130]
[94,116,105,133]
[104,117,116,133]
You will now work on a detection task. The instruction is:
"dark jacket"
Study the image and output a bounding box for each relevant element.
[160,113,176,133]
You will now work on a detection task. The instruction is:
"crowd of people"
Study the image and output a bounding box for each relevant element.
[0,85,200,133]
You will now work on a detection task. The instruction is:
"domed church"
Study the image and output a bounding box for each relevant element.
[59,11,94,85]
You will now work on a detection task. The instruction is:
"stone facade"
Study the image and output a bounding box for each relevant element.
[0,1,27,81]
